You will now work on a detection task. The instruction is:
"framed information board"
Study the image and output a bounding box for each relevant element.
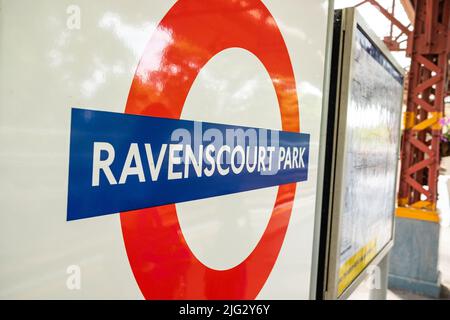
[321,8,404,299]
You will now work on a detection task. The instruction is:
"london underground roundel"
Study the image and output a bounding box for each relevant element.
[66,0,310,300]
[121,0,299,300]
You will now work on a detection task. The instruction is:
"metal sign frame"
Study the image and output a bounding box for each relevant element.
[321,7,404,300]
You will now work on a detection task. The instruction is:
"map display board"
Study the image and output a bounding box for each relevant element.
[324,8,404,299]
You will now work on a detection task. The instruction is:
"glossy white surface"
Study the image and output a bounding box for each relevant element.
[178,48,279,271]
[0,0,330,298]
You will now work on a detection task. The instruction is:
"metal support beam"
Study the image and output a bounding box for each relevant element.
[397,0,450,222]
[356,0,412,51]
[369,254,390,300]
[400,0,416,23]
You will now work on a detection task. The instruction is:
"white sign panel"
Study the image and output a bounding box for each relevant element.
[0,0,331,299]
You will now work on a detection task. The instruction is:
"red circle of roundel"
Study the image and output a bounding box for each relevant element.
[120,0,300,299]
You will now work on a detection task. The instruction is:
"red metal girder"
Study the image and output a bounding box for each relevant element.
[416,54,440,73]
[398,0,449,207]
[425,0,434,48]
[406,157,435,174]
[412,96,436,112]
[400,0,416,23]
[357,0,412,51]
[409,136,434,154]
[414,74,443,93]
[366,0,412,35]
[404,174,432,197]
